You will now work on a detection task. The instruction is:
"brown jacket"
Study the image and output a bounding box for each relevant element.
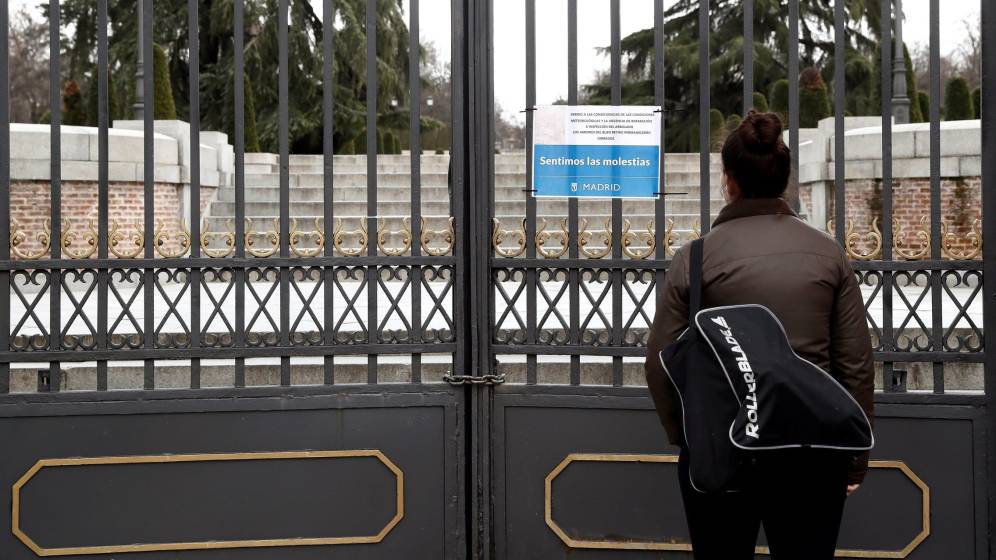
[644,197,875,484]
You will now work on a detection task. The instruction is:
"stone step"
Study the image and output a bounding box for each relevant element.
[208,198,723,218]
[216,185,453,203]
[239,171,723,189]
[201,213,714,232]
[213,183,722,204]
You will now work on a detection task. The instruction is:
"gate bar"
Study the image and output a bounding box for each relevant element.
[880,0,895,391]
[96,0,109,390]
[141,0,154,389]
[322,0,335,385]
[48,0,62,392]
[409,0,423,383]
[0,0,8,393]
[698,0,710,234]
[278,0,290,386]
[833,0,844,247]
[233,0,246,387]
[743,0,752,115]
[610,0,623,386]
[524,0,536,385]
[981,0,996,551]
[365,0,378,383]
[929,0,943,392]
[788,0,799,211]
[187,0,201,389]
[567,0,580,386]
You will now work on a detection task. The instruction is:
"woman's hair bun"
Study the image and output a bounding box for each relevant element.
[720,110,791,198]
[739,109,783,152]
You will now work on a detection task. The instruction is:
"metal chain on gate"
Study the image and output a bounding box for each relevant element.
[443,372,506,386]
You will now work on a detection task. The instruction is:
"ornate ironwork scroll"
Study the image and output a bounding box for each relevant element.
[535,218,569,259]
[578,218,611,259]
[333,218,369,257]
[245,218,280,258]
[289,218,325,258]
[108,220,145,259]
[621,219,655,260]
[492,218,527,258]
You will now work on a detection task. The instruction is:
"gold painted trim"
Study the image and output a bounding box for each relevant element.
[12,450,404,557]
[544,453,929,558]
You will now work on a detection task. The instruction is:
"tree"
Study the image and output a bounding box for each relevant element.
[973,88,981,121]
[9,8,49,123]
[584,0,894,151]
[799,67,831,127]
[944,76,973,120]
[54,0,415,154]
[85,70,124,126]
[153,43,178,120]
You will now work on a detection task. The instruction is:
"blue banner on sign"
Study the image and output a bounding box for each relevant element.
[533,144,660,198]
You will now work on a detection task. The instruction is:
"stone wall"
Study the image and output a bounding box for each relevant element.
[7,122,232,259]
[795,117,982,259]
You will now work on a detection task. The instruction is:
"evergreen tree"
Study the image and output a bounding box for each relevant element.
[903,43,924,123]
[584,0,889,151]
[85,71,123,126]
[973,87,981,121]
[153,43,177,120]
[944,76,973,120]
[53,0,413,154]
[917,91,930,120]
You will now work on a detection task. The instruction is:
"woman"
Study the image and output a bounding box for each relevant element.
[644,111,874,559]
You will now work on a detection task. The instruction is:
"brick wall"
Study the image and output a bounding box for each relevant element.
[800,177,982,258]
[10,181,217,258]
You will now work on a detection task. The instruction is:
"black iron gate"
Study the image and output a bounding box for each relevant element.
[0,0,993,558]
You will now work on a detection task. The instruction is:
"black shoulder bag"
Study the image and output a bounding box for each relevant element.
[657,238,874,494]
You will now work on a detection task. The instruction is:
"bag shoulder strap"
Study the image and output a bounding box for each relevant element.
[688,237,704,322]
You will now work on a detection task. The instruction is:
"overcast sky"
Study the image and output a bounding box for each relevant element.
[9,0,981,124]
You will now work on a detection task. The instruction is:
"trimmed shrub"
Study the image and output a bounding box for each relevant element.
[903,44,924,123]
[724,113,742,140]
[709,108,725,150]
[62,80,87,125]
[917,91,930,120]
[944,76,973,120]
[152,44,177,120]
[752,92,768,113]
[799,67,832,128]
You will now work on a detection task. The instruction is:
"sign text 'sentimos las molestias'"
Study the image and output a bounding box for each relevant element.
[530,105,662,199]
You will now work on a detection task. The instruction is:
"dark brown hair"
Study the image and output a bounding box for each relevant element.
[720,110,791,199]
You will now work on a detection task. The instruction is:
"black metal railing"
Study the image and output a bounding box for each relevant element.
[0,0,462,392]
[488,0,990,396]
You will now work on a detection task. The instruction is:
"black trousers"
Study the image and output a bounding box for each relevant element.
[678,449,850,560]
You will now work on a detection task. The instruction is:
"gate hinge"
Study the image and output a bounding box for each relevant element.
[443,372,506,386]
